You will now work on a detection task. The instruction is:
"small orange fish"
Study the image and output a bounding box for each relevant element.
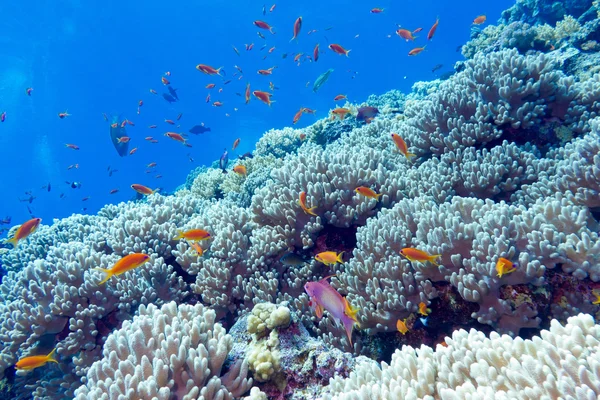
[396,318,409,335]
[164,132,186,143]
[293,109,303,124]
[165,119,175,125]
[245,83,251,104]
[269,46,276,53]
[189,241,204,257]
[120,120,127,128]
[6,218,41,248]
[150,89,157,94]
[206,83,216,89]
[427,18,439,40]
[370,7,384,13]
[301,107,316,114]
[65,143,79,150]
[131,184,157,196]
[298,191,317,216]
[473,15,487,25]
[147,162,157,168]
[58,111,71,119]
[253,90,274,106]
[396,28,416,41]
[391,133,416,160]
[213,101,224,107]
[418,302,431,316]
[161,76,170,85]
[257,67,276,75]
[400,248,441,266]
[315,251,344,266]
[254,20,275,34]
[95,253,150,284]
[232,138,240,151]
[333,94,347,101]
[174,229,211,241]
[408,46,426,56]
[150,139,159,143]
[109,189,119,194]
[294,52,304,62]
[145,136,154,141]
[111,123,118,128]
[313,43,320,62]
[328,43,351,56]
[413,27,423,33]
[15,348,58,370]
[355,186,382,200]
[496,257,517,278]
[331,108,351,120]
[290,16,302,42]
[196,64,223,76]
[233,165,247,176]
[117,136,130,143]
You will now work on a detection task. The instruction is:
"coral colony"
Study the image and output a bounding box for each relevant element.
[3,1,600,399]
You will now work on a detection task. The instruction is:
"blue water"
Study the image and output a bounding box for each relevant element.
[0,0,513,235]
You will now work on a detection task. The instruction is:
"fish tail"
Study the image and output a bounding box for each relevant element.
[429,254,442,266]
[337,251,344,264]
[46,347,58,363]
[340,313,355,346]
[173,231,184,240]
[94,268,112,285]
[217,67,224,77]
[5,237,18,248]
[345,49,351,57]
[307,206,318,216]
[375,193,383,200]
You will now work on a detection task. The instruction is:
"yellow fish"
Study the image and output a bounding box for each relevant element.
[496,257,516,278]
[418,302,431,316]
[15,348,58,370]
[315,251,344,266]
[95,253,150,285]
[396,318,409,335]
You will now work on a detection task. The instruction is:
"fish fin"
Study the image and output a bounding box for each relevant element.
[173,231,184,240]
[340,313,355,346]
[46,348,58,363]
[94,268,112,285]
[315,304,323,318]
[343,297,359,323]
[345,50,351,57]
[5,237,18,248]
[319,274,336,285]
[337,252,344,264]
[375,193,383,199]
[307,206,318,216]
[429,254,441,267]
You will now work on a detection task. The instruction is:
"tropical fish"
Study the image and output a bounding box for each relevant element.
[391,133,416,160]
[233,165,247,176]
[396,28,416,41]
[254,20,275,34]
[117,136,130,143]
[496,257,517,278]
[408,46,426,56]
[196,64,223,76]
[173,229,211,241]
[245,83,251,104]
[163,93,177,104]
[396,318,409,334]
[331,108,351,120]
[108,114,130,156]
[315,251,344,266]
[371,8,384,13]
[232,45,240,56]
[161,76,170,85]
[168,86,179,100]
[6,217,41,248]
[592,290,600,305]
[400,248,441,266]
[355,186,382,199]
[95,253,150,284]
[164,132,186,144]
[189,125,211,134]
[109,189,119,194]
[220,149,229,173]
[313,68,334,92]
[15,348,58,370]
[290,17,302,42]
[334,94,347,101]
[270,4,276,12]
[58,111,71,119]
[130,184,157,196]
[257,67,276,75]
[356,106,379,123]
[313,43,320,62]
[418,302,431,316]
[293,109,303,124]
[26,87,33,96]
[0,112,5,122]
[298,191,317,216]
[189,241,204,257]
[280,252,307,266]
[328,43,351,56]
[413,27,423,33]
[253,90,274,106]
[232,138,240,151]
[473,15,487,25]
[304,276,359,345]
[427,18,439,40]
[65,143,80,150]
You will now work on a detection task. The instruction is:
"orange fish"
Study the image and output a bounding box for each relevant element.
[254,20,275,34]
[253,90,274,106]
[164,71,171,76]
[245,83,251,104]
[6,218,41,248]
[400,248,441,266]
[391,133,416,160]
[496,257,517,278]
[174,229,211,241]
[329,43,351,56]
[147,162,157,168]
[150,139,159,143]
[313,43,320,62]
[161,76,170,85]
[95,253,150,284]
[120,120,127,128]
[111,123,118,128]
[150,89,157,94]
[331,108,351,120]
[117,136,130,143]
[65,143,79,150]
[213,101,223,107]
[413,27,423,33]
[473,15,486,25]
[290,16,302,42]
[396,318,409,335]
[396,28,416,41]
[131,184,157,196]
[269,46,276,53]
[257,67,276,75]
[15,348,58,370]
[189,241,204,257]
[232,138,240,150]
[293,109,303,124]
[315,251,344,266]
[355,186,382,200]
[427,17,439,40]
[165,132,186,143]
[26,87,33,96]
[206,83,216,89]
[334,94,347,101]
[164,119,175,125]
[302,107,316,114]
[206,93,211,103]
[298,191,317,216]
[196,64,223,76]
[109,189,119,194]
[294,52,304,62]
[58,111,71,119]
[370,8,384,13]
[233,165,247,176]
[145,136,154,141]
[418,302,431,316]
[408,46,426,56]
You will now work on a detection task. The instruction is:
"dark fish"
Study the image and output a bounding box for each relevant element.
[432,64,443,73]
[235,92,242,96]
[26,205,34,215]
[162,93,177,104]
[167,85,179,100]
[189,125,211,134]
[224,80,232,85]
[262,4,265,15]
[238,151,253,160]
[258,32,266,40]
[219,149,229,173]
[282,53,288,59]
[109,115,129,157]
[66,181,82,189]
[59,193,65,199]
[280,252,307,266]
[47,183,51,192]
[356,106,379,122]
[324,27,333,31]
[0,216,11,225]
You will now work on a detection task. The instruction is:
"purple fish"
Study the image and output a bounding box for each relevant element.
[219,149,229,173]
[356,106,379,123]
[304,276,359,345]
